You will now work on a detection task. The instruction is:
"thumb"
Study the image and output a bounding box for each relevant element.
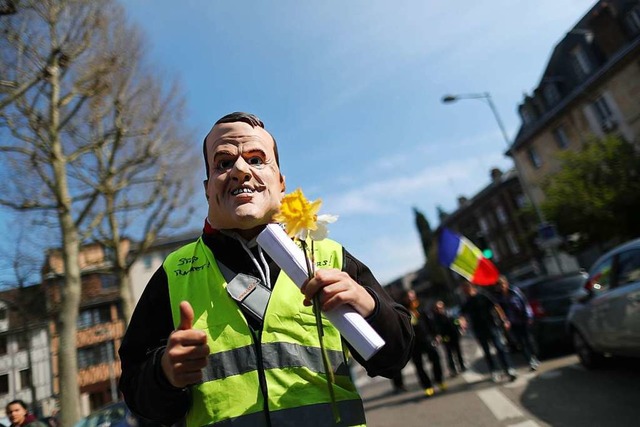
[178,301,194,330]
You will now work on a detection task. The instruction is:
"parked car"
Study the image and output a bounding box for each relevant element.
[567,238,640,369]
[511,271,588,357]
[73,402,161,427]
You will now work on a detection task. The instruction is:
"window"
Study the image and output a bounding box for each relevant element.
[553,126,570,149]
[592,96,616,132]
[527,147,542,169]
[0,336,7,355]
[489,242,500,262]
[506,232,520,254]
[103,246,115,263]
[592,96,613,121]
[478,217,489,233]
[77,306,112,330]
[0,374,8,395]
[495,206,508,225]
[616,249,640,287]
[78,341,114,370]
[516,194,527,209]
[520,106,535,124]
[0,308,6,321]
[588,257,614,293]
[543,83,561,107]
[625,5,640,34]
[15,334,28,351]
[19,369,30,390]
[100,274,117,290]
[571,45,592,79]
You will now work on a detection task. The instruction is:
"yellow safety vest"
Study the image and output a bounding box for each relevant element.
[164,236,366,427]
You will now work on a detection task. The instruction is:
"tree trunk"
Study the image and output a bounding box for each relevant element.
[118,271,135,325]
[49,57,82,427]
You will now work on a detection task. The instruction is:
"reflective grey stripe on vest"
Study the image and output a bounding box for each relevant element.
[202,341,348,383]
[206,398,365,427]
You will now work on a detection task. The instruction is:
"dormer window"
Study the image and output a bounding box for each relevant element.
[520,105,535,124]
[625,5,640,34]
[543,83,561,107]
[571,45,592,79]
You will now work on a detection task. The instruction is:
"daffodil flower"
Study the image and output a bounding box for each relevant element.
[274,188,337,241]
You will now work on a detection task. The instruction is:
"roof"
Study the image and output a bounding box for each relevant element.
[509,0,640,153]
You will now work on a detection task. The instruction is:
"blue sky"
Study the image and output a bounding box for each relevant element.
[0,0,597,285]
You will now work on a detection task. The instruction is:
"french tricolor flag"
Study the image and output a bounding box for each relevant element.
[437,228,499,286]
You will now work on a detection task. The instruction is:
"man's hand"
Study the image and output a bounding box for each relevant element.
[161,301,210,388]
[300,268,375,317]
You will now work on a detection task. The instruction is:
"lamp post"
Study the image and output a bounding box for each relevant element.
[441,92,563,273]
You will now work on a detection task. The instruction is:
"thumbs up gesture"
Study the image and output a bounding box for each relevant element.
[161,301,210,388]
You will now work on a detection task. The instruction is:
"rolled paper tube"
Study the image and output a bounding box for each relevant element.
[256,224,385,360]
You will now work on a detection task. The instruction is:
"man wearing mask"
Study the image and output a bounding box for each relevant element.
[118,112,413,427]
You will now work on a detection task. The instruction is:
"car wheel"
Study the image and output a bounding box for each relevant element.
[572,329,604,369]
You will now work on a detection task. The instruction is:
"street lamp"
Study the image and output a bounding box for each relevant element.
[441,91,563,273]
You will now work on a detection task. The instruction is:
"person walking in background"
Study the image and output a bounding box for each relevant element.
[460,280,518,382]
[433,300,466,377]
[5,400,46,427]
[495,275,540,371]
[400,289,446,397]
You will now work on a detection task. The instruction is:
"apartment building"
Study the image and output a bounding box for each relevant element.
[437,168,553,281]
[0,286,55,419]
[42,242,125,416]
[509,0,640,207]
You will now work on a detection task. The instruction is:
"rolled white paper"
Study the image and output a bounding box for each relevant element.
[256,224,385,360]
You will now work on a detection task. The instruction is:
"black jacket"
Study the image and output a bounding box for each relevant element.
[118,230,413,425]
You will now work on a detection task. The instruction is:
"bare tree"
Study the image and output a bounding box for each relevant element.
[71,10,196,322]
[0,1,196,424]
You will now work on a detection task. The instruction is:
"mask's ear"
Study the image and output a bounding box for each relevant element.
[279,174,286,193]
[203,180,209,199]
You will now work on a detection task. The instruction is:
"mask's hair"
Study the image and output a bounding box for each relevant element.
[202,112,280,179]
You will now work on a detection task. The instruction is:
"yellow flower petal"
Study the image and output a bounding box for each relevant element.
[274,188,322,238]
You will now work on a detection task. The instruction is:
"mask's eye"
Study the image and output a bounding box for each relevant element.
[216,158,235,171]
[247,156,264,166]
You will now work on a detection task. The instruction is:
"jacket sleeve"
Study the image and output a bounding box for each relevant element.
[342,248,414,378]
[118,267,191,425]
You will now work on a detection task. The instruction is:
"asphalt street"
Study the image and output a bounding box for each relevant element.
[354,336,640,427]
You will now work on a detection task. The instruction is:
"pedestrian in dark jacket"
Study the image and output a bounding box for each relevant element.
[495,275,540,370]
[393,289,445,397]
[460,280,518,383]
[118,112,414,426]
[433,300,466,377]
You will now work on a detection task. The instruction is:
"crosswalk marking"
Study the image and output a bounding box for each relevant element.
[477,388,525,420]
[504,372,537,388]
[461,369,486,382]
[507,420,541,427]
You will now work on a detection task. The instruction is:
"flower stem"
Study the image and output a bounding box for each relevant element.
[301,240,340,424]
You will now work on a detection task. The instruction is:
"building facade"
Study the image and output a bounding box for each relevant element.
[437,168,556,281]
[509,0,640,207]
[0,287,55,419]
[42,243,125,416]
